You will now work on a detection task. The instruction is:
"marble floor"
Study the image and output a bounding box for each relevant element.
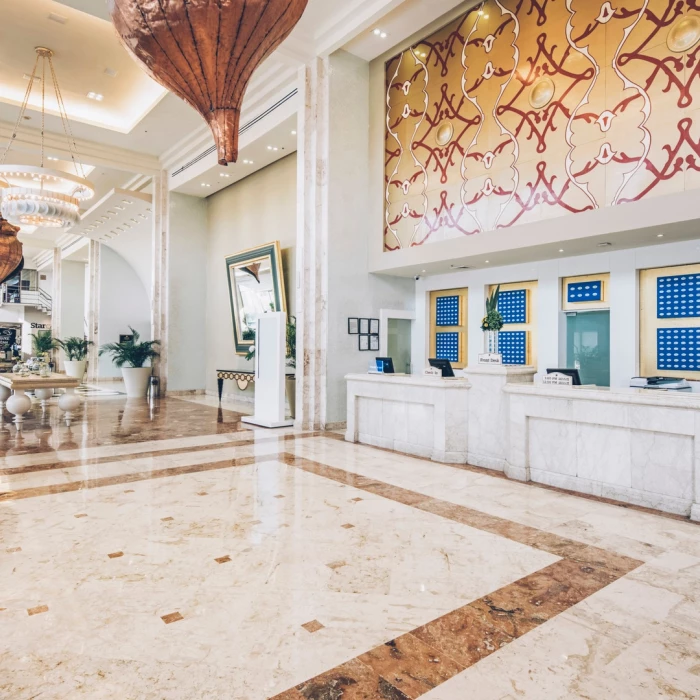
[1,396,699,699]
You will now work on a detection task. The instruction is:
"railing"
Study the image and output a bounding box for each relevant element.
[0,287,52,313]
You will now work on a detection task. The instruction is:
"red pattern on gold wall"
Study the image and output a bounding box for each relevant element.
[384,0,700,251]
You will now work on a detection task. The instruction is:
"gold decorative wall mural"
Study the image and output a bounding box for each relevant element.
[384,1,700,251]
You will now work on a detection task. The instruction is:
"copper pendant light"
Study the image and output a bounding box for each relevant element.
[0,216,23,286]
[109,0,308,165]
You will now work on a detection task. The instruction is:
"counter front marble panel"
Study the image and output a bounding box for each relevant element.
[504,384,700,519]
[345,374,470,463]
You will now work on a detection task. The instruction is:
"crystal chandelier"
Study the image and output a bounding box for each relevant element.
[0,47,94,229]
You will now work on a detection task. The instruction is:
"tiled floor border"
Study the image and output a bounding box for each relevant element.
[1,434,643,697]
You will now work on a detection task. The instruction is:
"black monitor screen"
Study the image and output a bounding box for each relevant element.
[429,358,455,378]
[546,368,582,385]
[376,357,395,374]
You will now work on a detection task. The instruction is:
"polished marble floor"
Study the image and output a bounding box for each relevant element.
[1,395,700,699]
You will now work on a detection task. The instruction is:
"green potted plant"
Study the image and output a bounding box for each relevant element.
[56,336,93,380]
[30,330,58,361]
[99,327,160,398]
[285,315,297,419]
[481,285,504,354]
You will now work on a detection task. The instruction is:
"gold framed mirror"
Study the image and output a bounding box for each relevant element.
[225,241,287,355]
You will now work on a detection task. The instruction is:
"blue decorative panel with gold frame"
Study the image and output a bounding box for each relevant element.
[436,295,460,327]
[657,274,700,318]
[657,328,700,371]
[435,332,459,363]
[567,280,602,303]
[500,331,527,365]
[498,290,527,324]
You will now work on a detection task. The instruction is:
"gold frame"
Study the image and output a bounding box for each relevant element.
[562,273,610,312]
[488,281,538,367]
[640,263,700,379]
[225,241,288,356]
[430,288,468,369]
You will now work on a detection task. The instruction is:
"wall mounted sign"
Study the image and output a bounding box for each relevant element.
[369,334,379,352]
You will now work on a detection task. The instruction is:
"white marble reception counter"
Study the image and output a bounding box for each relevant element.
[345,373,470,463]
[503,383,700,520]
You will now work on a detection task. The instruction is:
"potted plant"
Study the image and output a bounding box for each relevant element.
[30,330,58,363]
[285,315,297,419]
[99,327,160,398]
[481,285,504,354]
[56,336,93,380]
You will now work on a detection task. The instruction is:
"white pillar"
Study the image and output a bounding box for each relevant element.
[51,247,62,367]
[295,58,330,430]
[152,170,170,394]
[87,240,101,383]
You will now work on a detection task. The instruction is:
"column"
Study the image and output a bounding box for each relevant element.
[51,247,62,367]
[86,240,101,383]
[151,170,170,394]
[295,58,330,430]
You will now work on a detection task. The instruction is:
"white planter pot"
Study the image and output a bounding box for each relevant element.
[64,360,87,381]
[121,367,152,398]
[285,376,296,420]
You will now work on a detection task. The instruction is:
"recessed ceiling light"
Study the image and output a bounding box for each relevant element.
[483,14,489,19]
[559,249,565,253]
[485,260,490,263]
[478,9,484,14]
[421,269,426,273]
[201,183,211,188]
[380,32,387,38]
[597,242,612,247]
[47,156,58,161]
[292,130,297,135]
[220,173,230,178]
[87,92,104,101]
[373,28,381,36]
[657,233,664,238]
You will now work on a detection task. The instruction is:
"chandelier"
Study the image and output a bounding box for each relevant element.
[0,47,94,229]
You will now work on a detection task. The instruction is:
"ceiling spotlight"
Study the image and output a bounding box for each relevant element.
[201,183,211,188]
[47,156,58,161]
[478,9,484,15]
[380,32,387,38]
[559,249,564,253]
[87,92,104,101]
[373,28,381,36]
[657,233,664,238]
[483,14,489,19]
[485,260,490,263]
[292,130,297,135]
[220,173,230,178]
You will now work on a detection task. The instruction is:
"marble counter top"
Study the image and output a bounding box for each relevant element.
[345,373,471,389]
[503,382,700,409]
[463,365,536,377]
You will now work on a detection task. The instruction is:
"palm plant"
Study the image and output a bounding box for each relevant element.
[56,336,93,361]
[286,315,296,369]
[30,330,58,356]
[99,327,160,368]
[481,285,504,331]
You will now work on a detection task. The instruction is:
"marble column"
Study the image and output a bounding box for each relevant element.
[295,58,330,431]
[151,170,170,395]
[50,247,62,368]
[86,240,101,384]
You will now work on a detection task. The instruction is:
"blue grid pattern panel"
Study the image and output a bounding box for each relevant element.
[657,274,700,318]
[657,328,700,371]
[435,332,460,363]
[500,331,527,365]
[567,280,602,303]
[498,290,527,324]
[435,295,460,326]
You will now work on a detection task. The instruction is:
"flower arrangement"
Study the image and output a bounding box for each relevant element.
[481,285,504,332]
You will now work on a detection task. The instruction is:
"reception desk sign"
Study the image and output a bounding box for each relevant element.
[543,372,574,386]
[478,353,503,365]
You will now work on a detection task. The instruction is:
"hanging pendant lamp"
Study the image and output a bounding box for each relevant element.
[109,0,308,165]
[0,48,95,230]
[0,216,23,286]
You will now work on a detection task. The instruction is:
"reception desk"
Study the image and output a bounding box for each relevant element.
[345,373,470,463]
[345,371,700,521]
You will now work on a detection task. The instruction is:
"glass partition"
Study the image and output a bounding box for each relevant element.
[566,311,610,386]
[387,318,412,374]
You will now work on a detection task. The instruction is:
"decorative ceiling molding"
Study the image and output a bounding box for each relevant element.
[0,121,161,174]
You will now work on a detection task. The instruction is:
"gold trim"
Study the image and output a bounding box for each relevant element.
[528,77,555,110]
[667,14,700,54]
[436,121,454,146]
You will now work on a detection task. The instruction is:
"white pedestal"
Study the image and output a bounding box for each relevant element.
[241,312,293,429]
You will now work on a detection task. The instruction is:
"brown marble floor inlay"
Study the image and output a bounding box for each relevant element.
[107,551,124,559]
[161,517,174,522]
[27,605,48,616]
[301,620,325,634]
[74,513,88,519]
[266,453,643,698]
[341,523,355,529]
[6,547,21,553]
[161,612,183,625]
[215,555,231,564]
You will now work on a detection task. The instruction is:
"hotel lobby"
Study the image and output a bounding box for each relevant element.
[1,0,700,698]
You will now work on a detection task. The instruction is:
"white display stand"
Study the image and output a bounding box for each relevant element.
[241,312,294,429]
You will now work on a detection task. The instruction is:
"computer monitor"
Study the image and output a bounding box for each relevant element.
[375,357,395,374]
[429,358,455,378]
[546,368,582,385]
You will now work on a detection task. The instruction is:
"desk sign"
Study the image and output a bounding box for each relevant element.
[478,353,503,365]
[424,367,441,377]
[543,372,573,386]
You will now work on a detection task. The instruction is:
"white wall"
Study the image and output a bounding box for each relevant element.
[60,261,86,340]
[98,246,151,378]
[168,193,208,392]
[325,51,415,425]
[413,238,700,388]
[205,154,297,397]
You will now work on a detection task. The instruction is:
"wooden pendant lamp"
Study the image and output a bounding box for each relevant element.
[0,216,23,286]
[109,0,308,165]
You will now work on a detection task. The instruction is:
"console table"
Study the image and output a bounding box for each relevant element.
[216,370,256,401]
[0,373,81,429]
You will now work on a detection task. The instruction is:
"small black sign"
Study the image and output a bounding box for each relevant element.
[0,328,16,352]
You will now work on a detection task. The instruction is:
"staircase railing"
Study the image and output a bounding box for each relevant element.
[0,286,52,313]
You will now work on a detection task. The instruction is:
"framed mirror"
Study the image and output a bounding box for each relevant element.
[226,241,288,355]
